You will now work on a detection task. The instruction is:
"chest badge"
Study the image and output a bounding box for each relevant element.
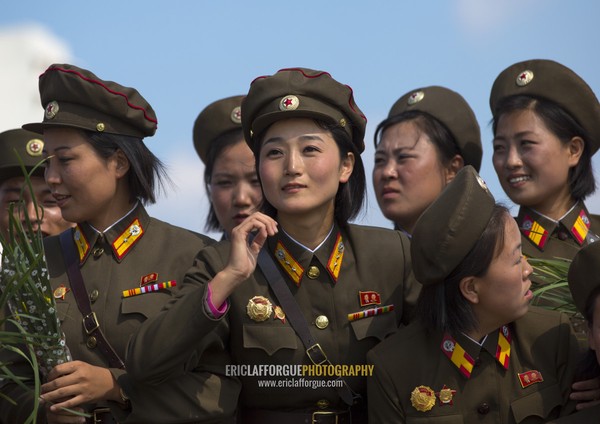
[247,296,273,322]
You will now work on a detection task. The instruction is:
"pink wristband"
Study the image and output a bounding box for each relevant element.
[206,283,227,318]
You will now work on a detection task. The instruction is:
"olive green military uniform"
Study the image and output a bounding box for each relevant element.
[490,59,600,339]
[366,166,580,423]
[367,307,578,423]
[0,63,239,423]
[126,223,420,422]
[0,203,240,423]
[546,238,600,423]
[516,203,600,261]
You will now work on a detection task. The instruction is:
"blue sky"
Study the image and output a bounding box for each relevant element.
[2,1,599,238]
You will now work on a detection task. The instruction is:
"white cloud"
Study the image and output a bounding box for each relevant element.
[146,150,221,239]
[0,23,73,131]
[455,0,540,36]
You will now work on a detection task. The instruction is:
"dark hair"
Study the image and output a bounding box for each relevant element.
[374,111,460,166]
[416,204,511,335]
[202,128,247,233]
[492,95,596,200]
[84,130,169,205]
[252,119,366,226]
[575,287,600,381]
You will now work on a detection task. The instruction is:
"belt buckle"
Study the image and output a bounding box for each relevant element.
[312,410,338,424]
[83,312,100,334]
[306,343,328,366]
[92,407,111,424]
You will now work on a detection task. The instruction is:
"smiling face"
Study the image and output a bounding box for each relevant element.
[470,217,533,333]
[373,120,453,233]
[0,175,73,239]
[209,140,262,236]
[43,127,131,230]
[492,109,582,218]
[258,118,354,224]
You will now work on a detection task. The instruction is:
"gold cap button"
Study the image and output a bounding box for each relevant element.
[315,315,329,329]
[96,122,105,132]
[93,247,104,258]
[89,289,99,303]
[86,336,97,349]
[316,399,330,409]
[307,266,320,279]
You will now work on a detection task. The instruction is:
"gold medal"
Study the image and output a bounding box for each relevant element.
[246,296,273,322]
[410,385,435,412]
[438,385,456,405]
[274,305,286,323]
[53,284,69,300]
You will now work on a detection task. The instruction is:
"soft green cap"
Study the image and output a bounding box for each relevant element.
[23,63,157,138]
[490,59,600,154]
[242,67,367,152]
[568,241,600,315]
[193,95,244,164]
[411,165,495,286]
[380,86,482,171]
[0,129,45,182]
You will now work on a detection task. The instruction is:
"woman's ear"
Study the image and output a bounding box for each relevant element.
[444,154,465,184]
[459,276,479,305]
[113,149,131,178]
[567,136,585,167]
[339,152,355,184]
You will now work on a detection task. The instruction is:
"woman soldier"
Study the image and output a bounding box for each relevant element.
[373,86,482,235]
[0,128,73,240]
[490,59,600,268]
[126,67,421,422]
[546,241,600,422]
[0,64,239,423]
[368,166,580,423]
[192,95,262,238]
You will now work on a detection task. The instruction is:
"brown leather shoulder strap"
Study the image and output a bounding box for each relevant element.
[59,230,125,369]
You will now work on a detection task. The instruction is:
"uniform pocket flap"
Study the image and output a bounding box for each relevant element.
[121,291,172,319]
[350,311,397,342]
[511,383,563,422]
[243,324,298,356]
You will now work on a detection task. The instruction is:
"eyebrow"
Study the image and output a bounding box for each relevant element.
[263,134,325,145]
[42,146,71,155]
[494,130,536,142]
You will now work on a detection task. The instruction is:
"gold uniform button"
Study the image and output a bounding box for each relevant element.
[316,399,330,409]
[93,247,104,258]
[315,315,329,329]
[86,336,97,349]
[89,289,99,303]
[307,266,320,279]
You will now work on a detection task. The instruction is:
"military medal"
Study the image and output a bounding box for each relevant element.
[273,305,286,323]
[438,385,456,406]
[518,370,544,388]
[53,284,69,300]
[140,272,159,287]
[246,296,273,322]
[359,290,381,307]
[347,305,394,322]
[410,385,436,412]
[123,281,176,298]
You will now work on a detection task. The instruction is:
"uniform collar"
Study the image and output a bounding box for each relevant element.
[440,325,512,379]
[517,201,593,251]
[72,202,150,264]
[268,223,345,286]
